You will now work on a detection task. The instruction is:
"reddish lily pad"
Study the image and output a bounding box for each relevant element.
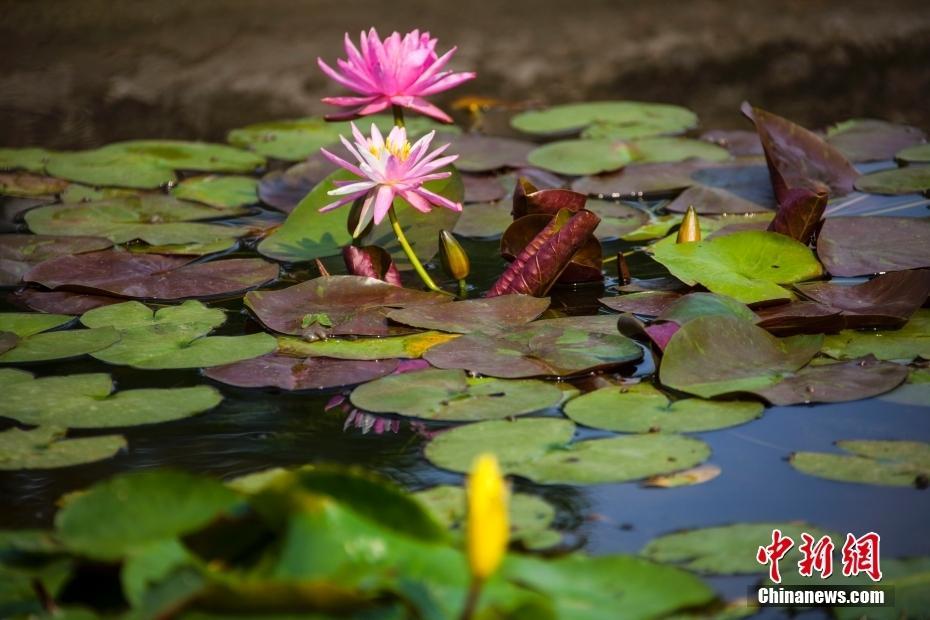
[499,211,602,286]
[448,134,533,172]
[8,289,123,315]
[817,217,930,277]
[0,234,112,286]
[825,119,926,163]
[645,292,758,350]
[204,355,398,391]
[0,172,69,198]
[660,315,822,398]
[24,250,278,300]
[462,173,508,203]
[258,152,339,213]
[666,184,773,215]
[753,301,842,336]
[794,270,930,329]
[512,180,586,219]
[387,295,550,334]
[342,245,402,286]
[752,356,908,405]
[599,291,682,317]
[699,130,764,156]
[490,209,601,296]
[244,275,449,339]
[572,160,708,198]
[423,315,642,378]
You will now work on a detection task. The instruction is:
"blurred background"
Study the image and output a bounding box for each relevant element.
[2,0,929,148]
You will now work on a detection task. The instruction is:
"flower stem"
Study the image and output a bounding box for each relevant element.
[388,206,449,295]
[458,279,468,299]
[601,248,642,263]
[392,105,406,128]
[458,578,482,620]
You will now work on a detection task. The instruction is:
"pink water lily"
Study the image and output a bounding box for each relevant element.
[320,122,461,236]
[318,28,476,123]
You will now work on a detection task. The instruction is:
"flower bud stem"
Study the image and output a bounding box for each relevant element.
[392,105,406,128]
[459,577,483,620]
[388,206,451,296]
[458,279,468,299]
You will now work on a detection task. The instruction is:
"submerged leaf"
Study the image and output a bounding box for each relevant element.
[791,440,930,487]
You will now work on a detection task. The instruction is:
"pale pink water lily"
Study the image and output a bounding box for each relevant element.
[318,28,475,123]
[319,122,461,236]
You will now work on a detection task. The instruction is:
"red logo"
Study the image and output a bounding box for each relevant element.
[757,530,882,583]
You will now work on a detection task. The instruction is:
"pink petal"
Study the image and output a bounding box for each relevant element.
[400,189,434,213]
[415,187,462,212]
[319,190,368,213]
[319,147,366,178]
[392,96,453,123]
[417,71,477,97]
[317,58,366,94]
[322,95,380,106]
[371,184,397,225]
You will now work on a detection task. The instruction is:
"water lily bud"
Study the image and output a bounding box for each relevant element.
[676,205,701,244]
[466,454,509,581]
[438,230,470,280]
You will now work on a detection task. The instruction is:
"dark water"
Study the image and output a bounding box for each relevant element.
[1,203,929,611]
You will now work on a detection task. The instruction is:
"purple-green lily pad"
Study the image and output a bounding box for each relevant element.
[817,217,930,277]
[387,295,550,334]
[350,368,564,421]
[585,200,649,240]
[205,354,398,391]
[423,315,642,378]
[1,234,112,286]
[462,173,508,203]
[244,275,449,339]
[821,309,929,361]
[752,356,908,405]
[825,119,926,163]
[449,134,533,172]
[599,291,682,317]
[896,143,930,164]
[0,172,69,198]
[25,250,278,300]
[8,289,123,315]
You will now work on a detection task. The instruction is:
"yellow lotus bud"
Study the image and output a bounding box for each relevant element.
[466,454,509,581]
[676,205,701,244]
[438,230,471,280]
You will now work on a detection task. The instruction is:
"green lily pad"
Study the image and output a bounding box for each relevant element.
[25,195,249,245]
[660,315,822,398]
[414,485,560,549]
[503,554,715,620]
[0,234,113,286]
[0,171,69,197]
[511,101,697,137]
[276,331,458,360]
[896,143,930,164]
[128,237,239,257]
[386,295,550,334]
[649,230,823,305]
[790,440,930,487]
[452,200,513,238]
[621,214,684,241]
[59,184,141,203]
[0,367,221,428]
[425,417,710,484]
[81,300,276,369]
[55,469,240,560]
[0,147,51,173]
[44,150,176,189]
[564,382,763,433]
[170,175,259,208]
[630,137,730,164]
[350,368,564,421]
[0,312,120,363]
[821,309,929,361]
[423,315,643,379]
[98,140,264,173]
[0,426,126,471]
[641,522,835,575]
[527,139,635,175]
[854,165,930,195]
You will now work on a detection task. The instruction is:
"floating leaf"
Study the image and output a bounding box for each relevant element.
[0,367,222,427]
[276,331,457,360]
[387,295,550,334]
[572,160,707,198]
[342,245,401,286]
[645,292,758,349]
[751,356,907,405]
[649,230,822,305]
[854,165,930,195]
[204,355,398,391]
[170,175,258,208]
[660,315,822,398]
[426,417,709,484]
[414,485,560,549]
[794,269,930,329]
[599,291,682,317]
[666,184,773,215]
[8,289,122,315]
[817,216,930,277]
[0,312,73,336]
[25,251,278,300]
[129,237,238,257]
[791,440,930,488]
[81,300,276,369]
[0,234,112,286]
[641,522,834,574]
[753,301,842,336]
[97,140,263,173]
[0,314,119,364]
[0,426,125,471]
[258,155,337,213]
[700,130,763,156]
[350,368,563,421]
[448,134,533,172]
[564,382,763,433]
[0,172,68,198]
[452,201,512,238]
[585,200,649,240]
[59,184,141,203]
[825,119,926,163]
[462,172,507,203]
[896,143,930,164]
[44,151,176,189]
[25,194,249,246]
[644,464,722,488]
[511,101,697,137]
[424,315,642,378]
[527,139,635,175]
[490,209,601,296]
[55,470,240,560]
[630,137,730,164]
[821,309,929,361]
[245,275,448,339]
[0,147,51,173]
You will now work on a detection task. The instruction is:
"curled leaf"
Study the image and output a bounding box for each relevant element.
[342,245,402,286]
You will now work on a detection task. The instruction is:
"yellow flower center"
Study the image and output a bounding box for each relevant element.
[369,138,412,161]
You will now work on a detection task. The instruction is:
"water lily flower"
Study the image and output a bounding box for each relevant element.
[318,28,476,123]
[466,453,509,582]
[320,122,461,237]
